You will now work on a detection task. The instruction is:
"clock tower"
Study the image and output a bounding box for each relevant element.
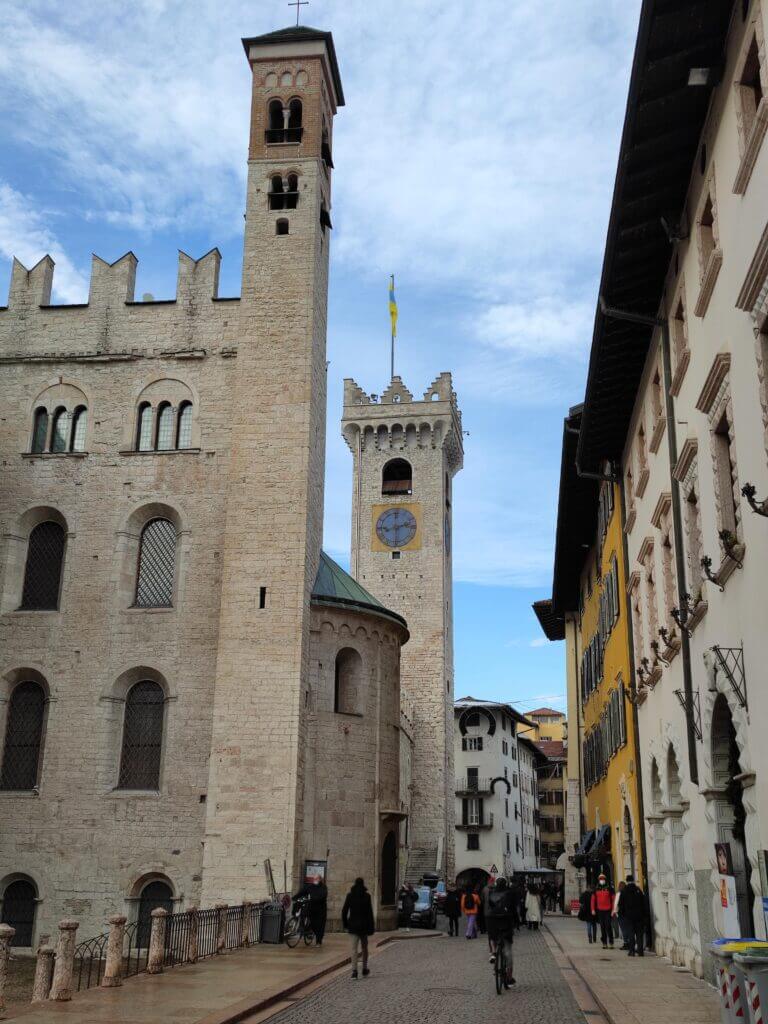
[342,373,464,880]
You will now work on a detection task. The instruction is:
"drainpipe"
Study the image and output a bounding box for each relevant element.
[659,316,699,785]
[598,301,699,785]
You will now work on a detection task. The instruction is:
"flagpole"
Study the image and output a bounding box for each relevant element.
[390,273,395,381]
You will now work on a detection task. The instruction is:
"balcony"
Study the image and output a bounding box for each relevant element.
[455,777,492,795]
[457,814,494,831]
[265,127,303,144]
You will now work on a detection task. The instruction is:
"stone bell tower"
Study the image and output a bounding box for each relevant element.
[202,28,344,904]
[342,374,464,880]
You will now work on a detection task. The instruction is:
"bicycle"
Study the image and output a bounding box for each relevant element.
[285,896,315,948]
[493,937,512,994]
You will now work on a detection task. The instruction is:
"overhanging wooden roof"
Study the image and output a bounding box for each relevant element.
[577,0,736,473]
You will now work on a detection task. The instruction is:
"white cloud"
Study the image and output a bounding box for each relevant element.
[474,299,593,360]
[0,183,87,303]
[529,637,548,648]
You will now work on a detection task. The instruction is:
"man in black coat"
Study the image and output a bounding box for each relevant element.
[342,878,375,979]
[444,883,461,936]
[617,875,646,957]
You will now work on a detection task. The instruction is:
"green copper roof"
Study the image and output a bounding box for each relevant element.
[312,551,407,629]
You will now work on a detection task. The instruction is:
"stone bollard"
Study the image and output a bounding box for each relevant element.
[31,945,55,1002]
[215,903,228,954]
[146,908,167,975]
[241,902,252,947]
[49,919,79,1002]
[0,923,15,1018]
[101,915,127,988]
[186,906,198,964]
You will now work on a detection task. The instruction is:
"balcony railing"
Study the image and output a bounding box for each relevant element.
[457,813,494,831]
[265,127,303,144]
[455,777,492,795]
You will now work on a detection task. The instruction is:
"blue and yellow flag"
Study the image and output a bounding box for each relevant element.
[389,275,398,338]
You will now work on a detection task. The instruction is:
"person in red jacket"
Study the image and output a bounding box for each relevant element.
[591,874,615,949]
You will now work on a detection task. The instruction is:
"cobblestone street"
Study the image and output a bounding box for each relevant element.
[268,926,586,1024]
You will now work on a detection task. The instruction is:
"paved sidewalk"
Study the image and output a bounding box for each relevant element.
[5,931,439,1024]
[544,914,720,1024]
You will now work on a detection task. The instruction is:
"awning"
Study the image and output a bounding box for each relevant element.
[575,829,597,857]
[589,825,612,860]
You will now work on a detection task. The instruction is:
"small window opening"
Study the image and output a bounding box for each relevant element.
[269,175,285,211]
[288,98,302,130]
[276,218,289,235]
[431,392,439,400]
[259,586,267,608]
[320,204,332,232]
[285,174,299,210]
[700,194,715,265]
[741,36,764,134]
[392,551,401,560]
[714,412,738,535]
[382,458,412,496]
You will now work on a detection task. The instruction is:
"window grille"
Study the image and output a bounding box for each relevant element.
[0,682,46,791]
[156,404,174,451]
[70,407,87,451]
[118,682,164,790]
[31,409,48,453]
[50,409,70,453]
[137,403,153,451]
[134,518,176,608]
[177,403,193,449]
[20,522,65,610]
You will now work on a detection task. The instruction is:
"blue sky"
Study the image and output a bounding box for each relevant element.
[0,0,642,712]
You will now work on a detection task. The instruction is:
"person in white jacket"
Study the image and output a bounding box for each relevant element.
[524,885,542,930]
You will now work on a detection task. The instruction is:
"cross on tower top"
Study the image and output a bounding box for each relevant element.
[288,0,309,26]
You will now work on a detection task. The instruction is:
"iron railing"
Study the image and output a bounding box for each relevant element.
[454,777,491,794]
[72,900,271,993]
[265,127,303,144]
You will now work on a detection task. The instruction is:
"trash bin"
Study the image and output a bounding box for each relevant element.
[734,948,768,1024]
[260,903,285,944]
[711,942,768,1024]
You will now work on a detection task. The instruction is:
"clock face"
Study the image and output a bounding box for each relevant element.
[376,508,417,548]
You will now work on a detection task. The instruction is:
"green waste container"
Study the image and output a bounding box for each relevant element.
[734,949,768,1024]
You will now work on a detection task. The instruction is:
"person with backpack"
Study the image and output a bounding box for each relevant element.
[461,886,481,939]
[591,874,615,949]
[617,875,646,957]
[341,878,375,979]
[578,883,598,943]
[485,877,519,985]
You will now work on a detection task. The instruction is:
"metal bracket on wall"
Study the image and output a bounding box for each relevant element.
[674,688,702,740]
[711,645,748,711]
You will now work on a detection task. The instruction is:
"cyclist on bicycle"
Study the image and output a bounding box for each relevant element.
[485,877,519,985]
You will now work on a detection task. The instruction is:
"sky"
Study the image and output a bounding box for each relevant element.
[0,0,643,713]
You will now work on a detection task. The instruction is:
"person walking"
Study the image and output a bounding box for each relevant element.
[525,884,542,930]
[612,880,630,950]
[461,886,480,939]
[591,874,615,949]
[578,883,598,943]
[618,876,646,957]
[342,877,375,979]
[444,883,461,937]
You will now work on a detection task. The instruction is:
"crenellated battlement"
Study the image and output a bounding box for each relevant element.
[341,373,463,472]
[2,248,233,312]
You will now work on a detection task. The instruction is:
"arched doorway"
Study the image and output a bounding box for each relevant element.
[712,695,754,937]
[137,879,173,947]
[381,831,397,906]
[1,878,37,946]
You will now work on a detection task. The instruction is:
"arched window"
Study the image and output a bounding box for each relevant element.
[176,402,193,450]
[382,458,413,495]
[155,403,174,451]
[137,879,173,947]
[134,518,176,608]
[269,175,286,211]
[50,408,70,454]
[667,747,682,806]
[20,522,66,611]
[0,682,46,791]
[136,402,153,452]
[118,681,165,790]
[334,647,362,715]
[285,173,299,210]
[268,98,284,131]
[288,98,302,129]
[31,408,48,454]
[70,406,87,452]
[1,878,38,947]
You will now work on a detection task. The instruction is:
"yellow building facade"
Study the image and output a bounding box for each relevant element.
[578,480,645,887]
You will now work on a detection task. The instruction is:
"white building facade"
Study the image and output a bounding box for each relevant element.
[453,698,541,887]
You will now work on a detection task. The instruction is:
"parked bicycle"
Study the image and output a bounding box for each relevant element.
[285,895,315,948]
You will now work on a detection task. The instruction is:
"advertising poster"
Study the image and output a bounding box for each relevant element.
[304,859,327,885]
[716,843,740,937]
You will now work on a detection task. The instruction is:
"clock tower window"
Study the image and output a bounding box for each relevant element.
[382,458,412,496]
